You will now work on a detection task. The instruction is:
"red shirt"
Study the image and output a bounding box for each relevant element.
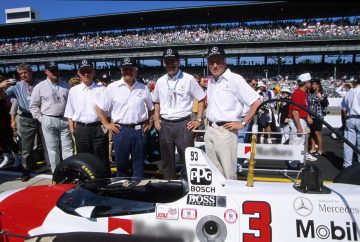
[288,88,308,119]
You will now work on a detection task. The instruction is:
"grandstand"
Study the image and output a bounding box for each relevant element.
[0,1,359,96]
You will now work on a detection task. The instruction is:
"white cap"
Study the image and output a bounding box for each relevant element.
[280,88,292,93]
[257,81,267,87]
[298,73,312,82]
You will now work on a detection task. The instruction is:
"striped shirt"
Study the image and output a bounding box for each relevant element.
[5,80,40,114]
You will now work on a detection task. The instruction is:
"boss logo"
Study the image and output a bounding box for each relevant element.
[190,168,212,185]
[187,194,216,207]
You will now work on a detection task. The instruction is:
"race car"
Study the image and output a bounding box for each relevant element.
[0,146,359,242]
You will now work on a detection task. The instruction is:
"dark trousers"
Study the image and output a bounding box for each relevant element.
[113,127,144,178]
[74,125,109,174]
[159,118,193,180]
[19,116,48,173]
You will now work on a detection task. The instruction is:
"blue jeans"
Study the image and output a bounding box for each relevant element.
[238,120,250,143]
[343,118,360,168]
[113,127,144,178]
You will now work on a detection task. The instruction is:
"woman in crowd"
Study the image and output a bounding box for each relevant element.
[308,79,328,156]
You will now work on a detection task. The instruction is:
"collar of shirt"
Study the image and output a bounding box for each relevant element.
[79,81,97,90]
[210,68,230,84]
[167,69,183,81]
[117,78,140,89]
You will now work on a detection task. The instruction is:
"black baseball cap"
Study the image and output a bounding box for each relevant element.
[79,59,93,69]
[120,57,138,68]
[207,45,225,58]
[163,48,179,59]
[45,61,58,71]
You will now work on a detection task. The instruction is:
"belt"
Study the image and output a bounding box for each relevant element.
[76,121,102,127]
[118,121,145,128]
[347,115,360,119]
[19,112,33,118]
[161,115,190,123]
[208,121,229,127]
[44,114,63,118]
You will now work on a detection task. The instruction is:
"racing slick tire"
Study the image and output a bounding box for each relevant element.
[333,163,360,185]
[53,153,108,184]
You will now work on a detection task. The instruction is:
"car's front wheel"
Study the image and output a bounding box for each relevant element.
[53,153,108,184]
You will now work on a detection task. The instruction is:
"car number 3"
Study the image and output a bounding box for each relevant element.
[242,201,272,242]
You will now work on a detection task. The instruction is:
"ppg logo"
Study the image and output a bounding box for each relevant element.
[190,168,212,185]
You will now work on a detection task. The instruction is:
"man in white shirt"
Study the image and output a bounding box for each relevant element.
[205,45,261,179]
[153,47,206,180]
[341,78,360,168]
[64,59,109,174]
[29,61,73,173]
[96,57,154,178]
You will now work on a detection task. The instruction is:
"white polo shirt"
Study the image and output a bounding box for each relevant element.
[152,70,206,120]
[64,82,105,123]
[342,85,360,116]
[206,68,260,122]
[96,79,154,124]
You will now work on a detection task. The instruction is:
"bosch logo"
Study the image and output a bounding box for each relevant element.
[190,168,212,185]
[293,197,313,217]
[211,46,218,53]
[166,49,173,55]
[124,57,130,63]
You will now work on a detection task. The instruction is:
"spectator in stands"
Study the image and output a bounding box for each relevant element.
[205,45,260,179]
[287,73,317,169]
[0,64,47,182]
[68,76,80,88]
[29,61,73,173]
[64,59,110,174]
[152,47,206,180]
[308,79,328,156]
[341,77,360,168]
[96,57,154,178]
[277,88,292,144]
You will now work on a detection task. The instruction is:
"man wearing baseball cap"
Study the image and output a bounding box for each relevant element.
[29,61,73,173]
[205,45,261,179]
[152,47,206,180]
[64,59,110,174]
[287,73,317,168]
[96,57,154,178]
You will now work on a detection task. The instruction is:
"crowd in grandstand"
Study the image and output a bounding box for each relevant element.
[1,17,359,54]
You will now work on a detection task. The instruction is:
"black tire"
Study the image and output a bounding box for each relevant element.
[333,163,360,185]
[53,153,108,184]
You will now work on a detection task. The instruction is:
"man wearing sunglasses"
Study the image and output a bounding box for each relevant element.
[96,57,154,179]
[64,59,109,174]
[29,61,73,174]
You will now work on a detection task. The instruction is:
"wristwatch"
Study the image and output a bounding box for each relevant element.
[241,121,246,126]
[196,118,202,122]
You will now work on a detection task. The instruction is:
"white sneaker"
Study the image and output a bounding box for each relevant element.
[260,137,265,144]
[306,153,317,161]
[267,138,272,144]
[0,153,9,168]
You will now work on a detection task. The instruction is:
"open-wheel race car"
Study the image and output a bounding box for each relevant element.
[1,144,360,242]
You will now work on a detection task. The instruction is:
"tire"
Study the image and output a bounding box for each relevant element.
[333,163,360,185]
[53,153,108,184]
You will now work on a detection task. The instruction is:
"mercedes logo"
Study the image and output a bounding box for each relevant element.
[211,46,218,53]
[124,57,130,63]
[50,61,55,66]
[166,49,173,55]
[82,60,88,65]
[293,197,313,217]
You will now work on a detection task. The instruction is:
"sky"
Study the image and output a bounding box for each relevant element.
[0,0,239,23]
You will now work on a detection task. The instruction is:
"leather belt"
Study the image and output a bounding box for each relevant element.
[161,115,190,123]
[118,121,145,128]
[76,121,102,127]
[19,112,33,118]
[208,121,229,127]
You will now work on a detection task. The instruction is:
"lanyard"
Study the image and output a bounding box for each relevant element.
[23,80,33,97]
[47,79,59,92]
[166,70,182,92]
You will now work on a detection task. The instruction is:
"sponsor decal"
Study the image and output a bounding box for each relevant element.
[181,208,197,220]
[293,197,313,217]
[318,204,360,214]
[190,185,215,193]
[187,194,226,207]
[224,209,238,224]
[296,220,358,241]
[156,205,179,220]
[190,168,212,185]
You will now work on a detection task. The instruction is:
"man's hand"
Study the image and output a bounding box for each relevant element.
[223,121,243,131]
[143,120,153,133]
[0,80,12,90]
[104,123,120,134]
[154,119,161,131]
[187,120,201,131]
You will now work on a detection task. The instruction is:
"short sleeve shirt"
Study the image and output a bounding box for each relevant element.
[288,88,308,119]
